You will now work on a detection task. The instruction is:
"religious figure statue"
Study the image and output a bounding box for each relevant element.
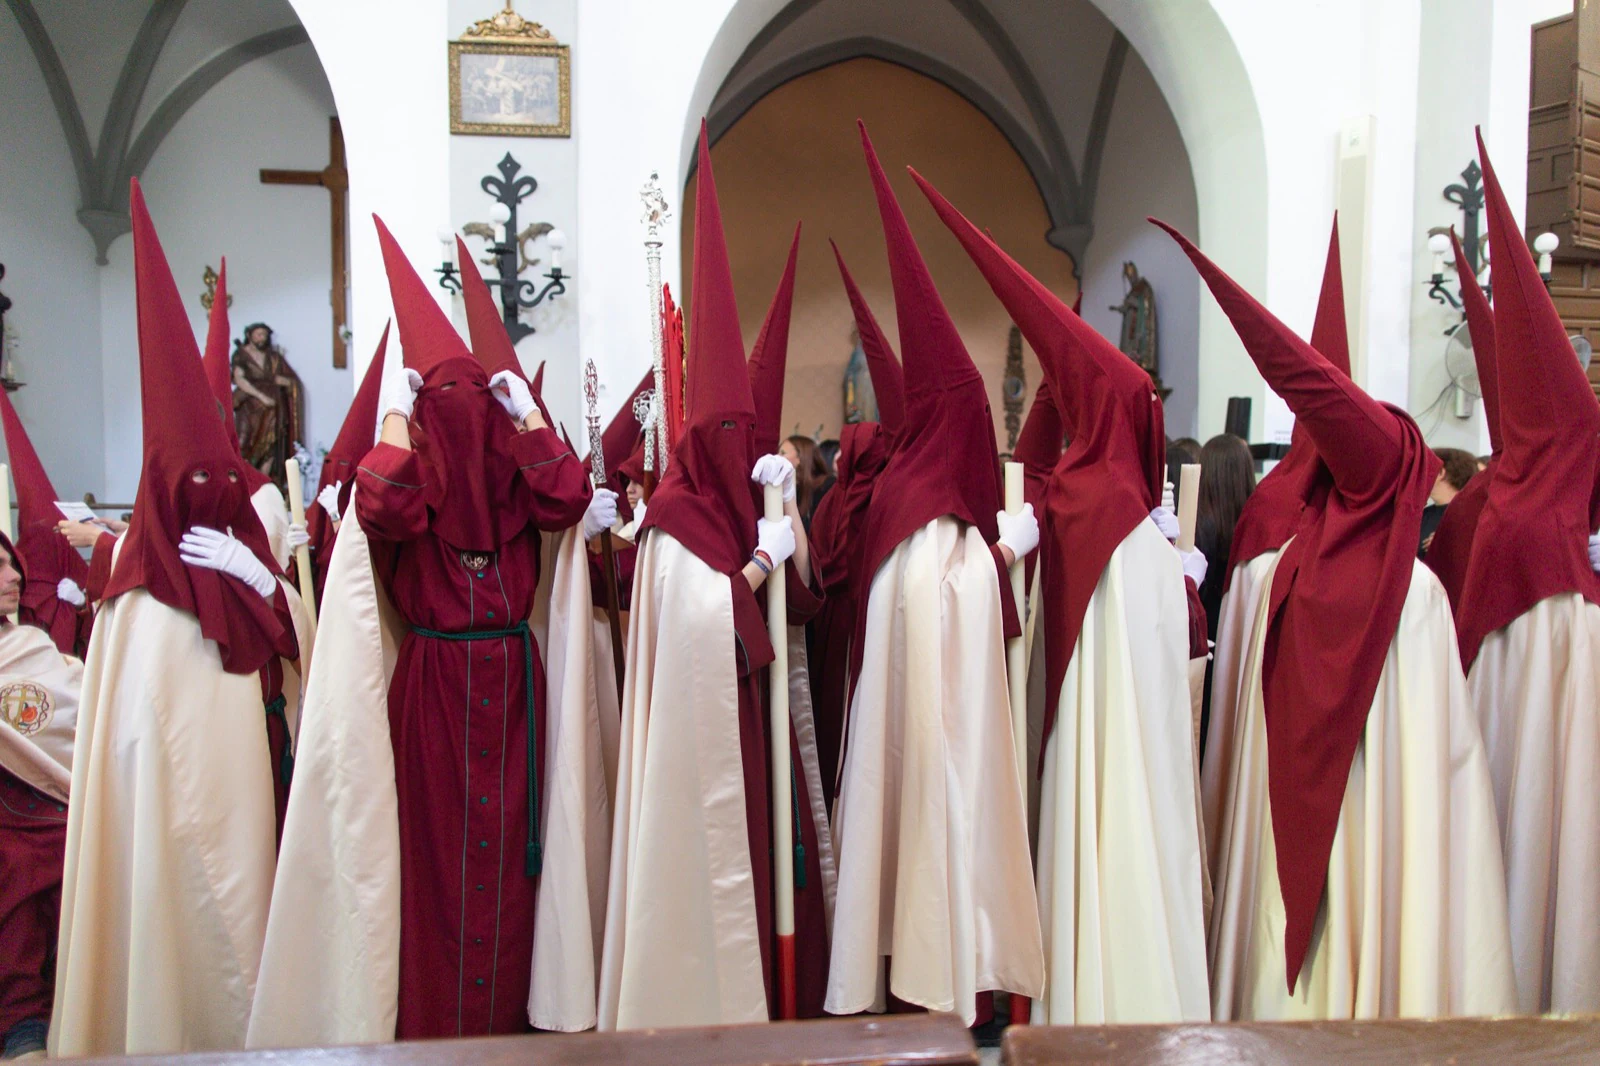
[842,324,877,426]
[230,323,305,489]
[1109,261,1169,398]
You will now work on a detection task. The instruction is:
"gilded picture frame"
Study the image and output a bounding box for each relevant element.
[449,39,571,138]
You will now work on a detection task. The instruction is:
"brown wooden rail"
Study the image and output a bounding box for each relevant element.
[1003,1017,1600,1066]
[62,1014,977,1066]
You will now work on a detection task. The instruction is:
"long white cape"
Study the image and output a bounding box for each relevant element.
[1032,518,1208,1023]
[1469,593,1600,1013]
[0,620,83,802]
[826,516,1043,1024]
[1209,554,1516,1019]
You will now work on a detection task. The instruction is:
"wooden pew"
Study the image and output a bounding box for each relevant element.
[1003,1018,1600,1066]
[63,1014,978,1066]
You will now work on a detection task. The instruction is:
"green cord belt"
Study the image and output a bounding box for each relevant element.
[263,694,293,785]
[410,621,542,877]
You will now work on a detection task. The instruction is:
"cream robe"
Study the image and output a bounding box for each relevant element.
[826,517,1043,1025]
[1209,555,1516,1020]
[1032,518,1208,1024]
[1201,550,1277,960]
[0,621,83,802]
[251,483,292,572]
[598,530,766,1029]
[1468,593,1600,1014]
[50,572,308,1056]
[247,497,609,1045]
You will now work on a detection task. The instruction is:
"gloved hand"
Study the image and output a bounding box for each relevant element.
[489,370,537,424]
[382,367,423,421]
[288,521,309,550]
[1180,547,1209,587]
[1150,505,1180,542]
[1162,480,1175,512]
[56,578,86,608]
[996,503,1041,560]
[316,481,342,522]
[751,454,797,503]
[179,526,278,599]
[755,515,797,570]
[1590,532,1600,573]
[583,488,619,539]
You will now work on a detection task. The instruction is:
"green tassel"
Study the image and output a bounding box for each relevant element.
[279,750,294,786]
[794,844,806,890]
[526,841,543,877]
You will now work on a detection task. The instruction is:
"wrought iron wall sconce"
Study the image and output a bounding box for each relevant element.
[436,152,569,344]
[1423,159,1557,317]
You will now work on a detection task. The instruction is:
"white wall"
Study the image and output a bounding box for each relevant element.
[99,44,343,500]
[0,4,106,499]
[1079,50,1201,438]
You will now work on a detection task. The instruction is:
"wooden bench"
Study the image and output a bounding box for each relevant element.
[1003,1018,1600,1066]
[63,1014,978,1066]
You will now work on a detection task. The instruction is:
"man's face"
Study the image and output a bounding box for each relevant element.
[0,548,22,615]
[249,327,269,348]
[625,482,644,509]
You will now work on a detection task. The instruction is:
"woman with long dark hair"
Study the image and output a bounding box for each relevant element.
[781,434,835,530]
[1195,433,1256,638]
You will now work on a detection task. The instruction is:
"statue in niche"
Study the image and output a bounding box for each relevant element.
[231,322,306,490]
[1109,261,1170,398]
[841,324,878,426]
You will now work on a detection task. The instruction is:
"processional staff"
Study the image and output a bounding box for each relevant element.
[585,358,627,701]
[640,173,671,499]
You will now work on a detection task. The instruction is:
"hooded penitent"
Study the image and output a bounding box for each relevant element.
[639,124,759,577]
[1423,232,1499,612]
[455,236,559,436]
[0,386,89,655]
[850,125,1005,632]
[373,218,534,554]
[200,261,274,497]
[913,168,1164,763]
[102,180,290,676]
[1454,131,1600,668]
[1223,216,1349,588]
[748,224,801,459]
[308,323,390,540]
[595,370,653,524]
[1153,216,1439,992]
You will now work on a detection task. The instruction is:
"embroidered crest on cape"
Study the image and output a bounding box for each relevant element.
[0,682,52,736]
[460,551,492,571]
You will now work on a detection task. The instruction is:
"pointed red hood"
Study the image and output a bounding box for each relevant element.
[851,123,1002,599]
[663,284,686,450]
[1423,231,1499,611]
[1224,215,1348,586]
[199,260,273,495]
[749,223,801,457]
[1154,214,1437,994]
[913,166,1162,765]
[0,384,88,652]
[1455,130,1600,669]
[375,217,477,379]
[640,121,759,575]
[314,321,389,504]
[103,179,289,674]
[830,240,904,434]
[457,235,527,382]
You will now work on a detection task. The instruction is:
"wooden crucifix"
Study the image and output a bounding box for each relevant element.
[261,116,349,368]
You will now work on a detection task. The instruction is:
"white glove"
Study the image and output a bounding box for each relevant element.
[755,515,797,569]
[583,488,619,539]
[1590,532,1600,573]
[382,367,423,421]
[751,454,797,503]
[1180,547,1209,587]
[179,526,278,599]
[56,578,85,608]
[287,521,309,550]
[996,503,1041,560]
[1150,506,1180,542]
[1162,480,1175,512]
[489,370,537,424]
[316,481,342,522]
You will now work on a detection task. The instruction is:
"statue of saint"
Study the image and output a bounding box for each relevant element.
[230,323,305,489]
[1109,261,1166,396]
[842,324,877,426]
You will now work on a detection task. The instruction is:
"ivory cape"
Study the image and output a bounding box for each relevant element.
[1468,594,1600,1014]
[251,483,293,572]
[1032,519,1208,1023]
[826,516,1043,1024]
[247,496,611,1045]
[1208,552,1516,1020]
[49,571,310,1056]
[0,620,83,803]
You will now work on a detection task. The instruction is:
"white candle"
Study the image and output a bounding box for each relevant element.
[1431,251,1445,278]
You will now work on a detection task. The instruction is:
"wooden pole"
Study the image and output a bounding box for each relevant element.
[765,482,796,1020]
[597,529,626,702]
[1002,461,1031,1027]
[1176,463,1201,553]
[284,458,318,640]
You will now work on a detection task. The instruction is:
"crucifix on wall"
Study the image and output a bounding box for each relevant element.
[260,116,349,368]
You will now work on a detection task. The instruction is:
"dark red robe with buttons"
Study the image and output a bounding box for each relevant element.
[356,429,590,1039]
[0,769,65,1041]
